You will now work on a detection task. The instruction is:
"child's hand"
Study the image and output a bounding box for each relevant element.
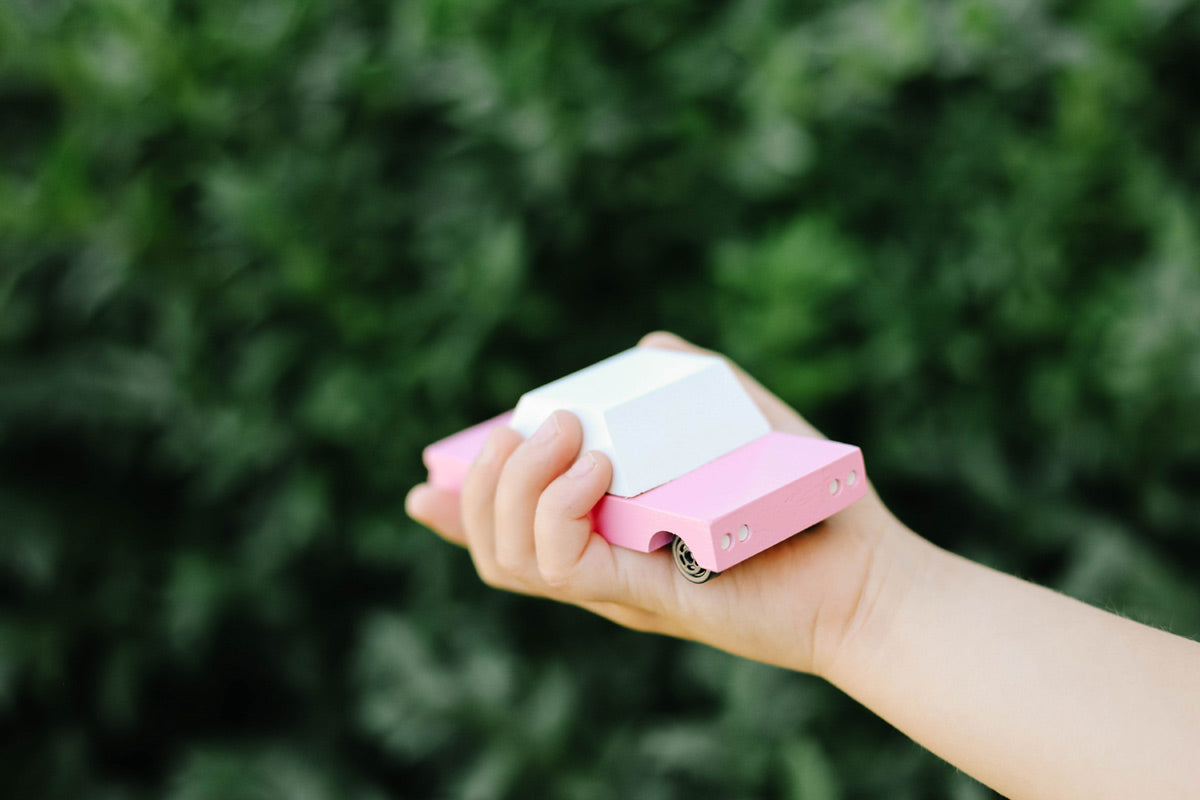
[408,331,1200,799]
[406,332,908,676]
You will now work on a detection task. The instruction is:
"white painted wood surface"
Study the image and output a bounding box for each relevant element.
[511,348,770,497]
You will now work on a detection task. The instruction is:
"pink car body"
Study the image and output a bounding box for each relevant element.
[423,411,867,577]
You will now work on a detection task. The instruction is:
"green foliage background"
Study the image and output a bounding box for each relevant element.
[3,0,1200,797]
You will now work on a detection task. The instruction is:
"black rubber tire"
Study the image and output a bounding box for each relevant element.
[672,536,717,584]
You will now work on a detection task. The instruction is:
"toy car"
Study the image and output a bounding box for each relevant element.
[423,347,866,583]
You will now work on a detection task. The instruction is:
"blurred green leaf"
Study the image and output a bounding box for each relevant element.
[3,1,1199,799]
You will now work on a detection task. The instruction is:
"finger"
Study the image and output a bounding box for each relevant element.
[493,410,583,577]
[532,450,679,609]
[637,330,824,438]
[460,425,524,582]
[532,450,613,589]
[406,483,466,545]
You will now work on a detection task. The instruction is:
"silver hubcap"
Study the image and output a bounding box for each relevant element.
[672,537,714,584]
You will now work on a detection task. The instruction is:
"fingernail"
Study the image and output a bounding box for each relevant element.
[567,452,596,478]
[532,413,561,444]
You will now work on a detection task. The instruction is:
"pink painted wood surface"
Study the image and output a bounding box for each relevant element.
[423,413,866,572]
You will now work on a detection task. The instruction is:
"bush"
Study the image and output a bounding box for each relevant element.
[3,1,1199,797]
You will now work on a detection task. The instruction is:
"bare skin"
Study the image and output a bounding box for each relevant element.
[407,331,1200,800]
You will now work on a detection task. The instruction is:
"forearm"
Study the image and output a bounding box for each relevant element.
[824,522,1200,800]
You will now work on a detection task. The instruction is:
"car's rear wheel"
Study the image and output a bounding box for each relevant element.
[672,536,717,584]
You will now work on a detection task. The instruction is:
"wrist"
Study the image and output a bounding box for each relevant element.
[813,510,938,685]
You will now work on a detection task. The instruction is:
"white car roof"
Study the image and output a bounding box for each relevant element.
[511,347,770,497]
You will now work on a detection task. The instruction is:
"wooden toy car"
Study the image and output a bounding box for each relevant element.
[423,348,866,583]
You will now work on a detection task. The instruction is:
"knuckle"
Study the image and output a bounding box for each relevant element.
[494,446,542,499]
[465,430,517,486]
[491,465,523,505]
[541,564,603,603]
[535,549,589,594]
[460,467,493,514]
[535,491,569,524]
[471,558,503,588]
[538,562,574,590]
[479,569,508,591]
[493,549,524,576]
